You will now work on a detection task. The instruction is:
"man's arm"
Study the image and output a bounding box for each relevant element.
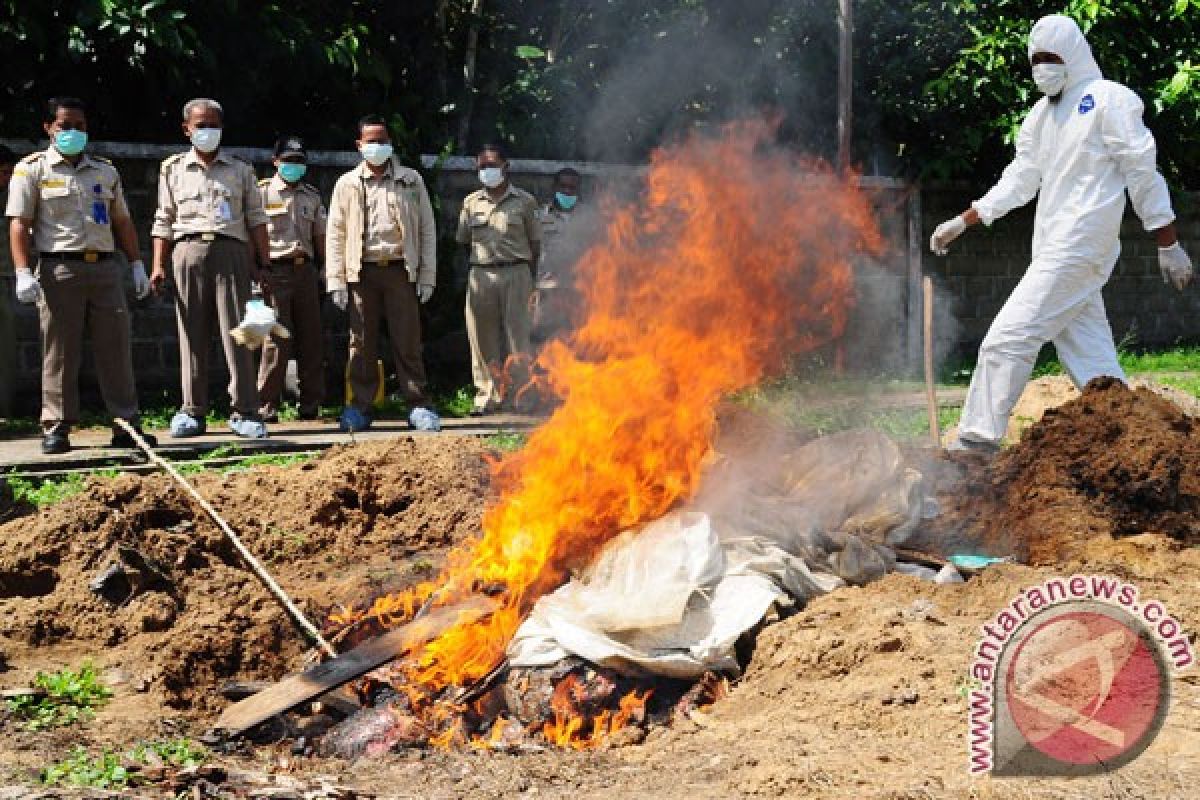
[970,110,1042,226]
[416,178,437,287]
[9,217,34,271]
[1101,89,1176,237]
[150,163,177,292]
[325,181,348,291]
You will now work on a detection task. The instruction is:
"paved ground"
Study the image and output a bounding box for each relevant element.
[0,413,541,475]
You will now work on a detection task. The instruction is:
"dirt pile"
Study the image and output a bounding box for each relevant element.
[926,377,1200,564]
[0,437,490,711]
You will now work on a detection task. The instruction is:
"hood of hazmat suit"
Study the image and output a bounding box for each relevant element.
[971,14,1175,271]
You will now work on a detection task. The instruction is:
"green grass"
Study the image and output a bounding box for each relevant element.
[40,738,207,789]
[177,444,317,475]
[945,344,1200,387]
[485,431,527,452]
[778,405,961,441]
[5,662,112,731]
[5,469,120,508]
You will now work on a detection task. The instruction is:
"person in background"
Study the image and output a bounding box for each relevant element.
[256,136,326,421]
[930,15,1192,455]
[5,97,153,454]
[325,114,440,433]
[533,166,586,344]
[150,97,272,439]
[457,143,541,415]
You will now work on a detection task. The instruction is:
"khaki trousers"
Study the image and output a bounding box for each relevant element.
[258,262,324,414]
[347,265,428,411]
[36,256,138,432]
[465,265,532,409]
[171,237,258,417]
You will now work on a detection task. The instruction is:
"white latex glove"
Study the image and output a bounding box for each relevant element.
[229,300,290,349]
[330,288,349,311]
[1159,242,1193,291]
[130,260,151,299]
[930,215,968,256]
[417,283,434,304]
[14,269,39,304]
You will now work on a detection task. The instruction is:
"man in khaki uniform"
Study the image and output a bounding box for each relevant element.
[150,97,271,439]
[533,167,588,344]
[257,136,326,421]
[326,114,439,433]
[457,143,541,415]
[5,97,153,454]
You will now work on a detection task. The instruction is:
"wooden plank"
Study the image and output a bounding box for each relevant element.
[212,597,496,736]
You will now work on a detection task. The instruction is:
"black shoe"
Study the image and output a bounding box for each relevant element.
[111,426,157,449]
[41,432,71,455]
[469,408,486,417]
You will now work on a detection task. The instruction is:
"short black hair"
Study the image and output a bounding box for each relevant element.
[44,96,86,124]
[479,142,507,162]
[555,167,580,182]
[0,144,15,166]
[357,114,390,138]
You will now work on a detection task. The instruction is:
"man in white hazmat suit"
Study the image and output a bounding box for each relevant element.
[931,14,1193,453]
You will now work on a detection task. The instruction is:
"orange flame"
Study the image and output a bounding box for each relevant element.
[336,120,880,744]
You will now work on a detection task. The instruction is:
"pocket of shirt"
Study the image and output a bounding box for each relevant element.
[39,185,72,201]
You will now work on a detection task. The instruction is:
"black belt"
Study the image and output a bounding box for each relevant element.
[178,232,239,243]
[270,255,312,266]
[362,257,405,267]
[41,251,114,263]
[470,260,528,268]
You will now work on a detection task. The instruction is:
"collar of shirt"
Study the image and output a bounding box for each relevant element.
[480,184,519,208]
[44,147,98,172]
[184,148,232,169]
[356,159,394,181]
[269,173,297,193]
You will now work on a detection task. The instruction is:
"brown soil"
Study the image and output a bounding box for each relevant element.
[2,410,1199,799]
[922,377,1200,565]
[0,437,490,712]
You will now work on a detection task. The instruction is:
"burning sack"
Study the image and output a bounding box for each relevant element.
[507,430,922,679]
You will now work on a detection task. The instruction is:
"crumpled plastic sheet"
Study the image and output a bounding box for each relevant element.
[507,430,926,679]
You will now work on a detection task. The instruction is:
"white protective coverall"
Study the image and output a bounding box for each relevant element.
[958,14,1176,445]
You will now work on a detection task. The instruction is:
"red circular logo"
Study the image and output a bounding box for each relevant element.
[1005,608,1168,769]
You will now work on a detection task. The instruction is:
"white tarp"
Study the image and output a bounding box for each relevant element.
[507,430,924,679]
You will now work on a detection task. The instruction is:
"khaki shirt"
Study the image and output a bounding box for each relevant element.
[456,185,541,265]
[361,162,406,261]
[5,148,130,253]
[535,203,569,286]
[326,157,437,290]
[259,174,327,260]
[151,149,267,242]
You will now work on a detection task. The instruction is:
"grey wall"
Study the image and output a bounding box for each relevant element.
[2,140,1197,417]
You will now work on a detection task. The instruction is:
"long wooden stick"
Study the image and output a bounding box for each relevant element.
[113,418,337,658]
[923,275,940,447]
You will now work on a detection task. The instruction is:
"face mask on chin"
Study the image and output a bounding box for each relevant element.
[1032,63,1068,97]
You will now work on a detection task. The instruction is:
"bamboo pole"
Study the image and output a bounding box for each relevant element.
[923,275,940,447]
[113,419,337,659]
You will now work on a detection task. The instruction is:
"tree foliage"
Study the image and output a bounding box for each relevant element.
[2,1,1199,187]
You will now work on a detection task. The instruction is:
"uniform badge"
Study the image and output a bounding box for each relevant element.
[1079,94,1095,114]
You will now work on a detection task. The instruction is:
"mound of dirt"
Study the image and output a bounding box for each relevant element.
[925,377,1200,564]
[0,437,490,711]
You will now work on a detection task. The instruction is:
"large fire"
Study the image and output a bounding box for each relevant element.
[331,120,881,745]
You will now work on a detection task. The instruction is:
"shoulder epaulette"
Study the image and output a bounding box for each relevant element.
[301,182,320,193]
[257,177,271,186]
[160,152,185,172]
[19,152,41,164]
[91,155,112,164]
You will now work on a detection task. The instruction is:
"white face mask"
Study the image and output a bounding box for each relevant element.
[1032,63,1068,96]
[190,127,222,153]
[360,142,393,166]
[479,166,505,188]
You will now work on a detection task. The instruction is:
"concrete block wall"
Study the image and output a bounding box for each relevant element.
[3,141,1198,416]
